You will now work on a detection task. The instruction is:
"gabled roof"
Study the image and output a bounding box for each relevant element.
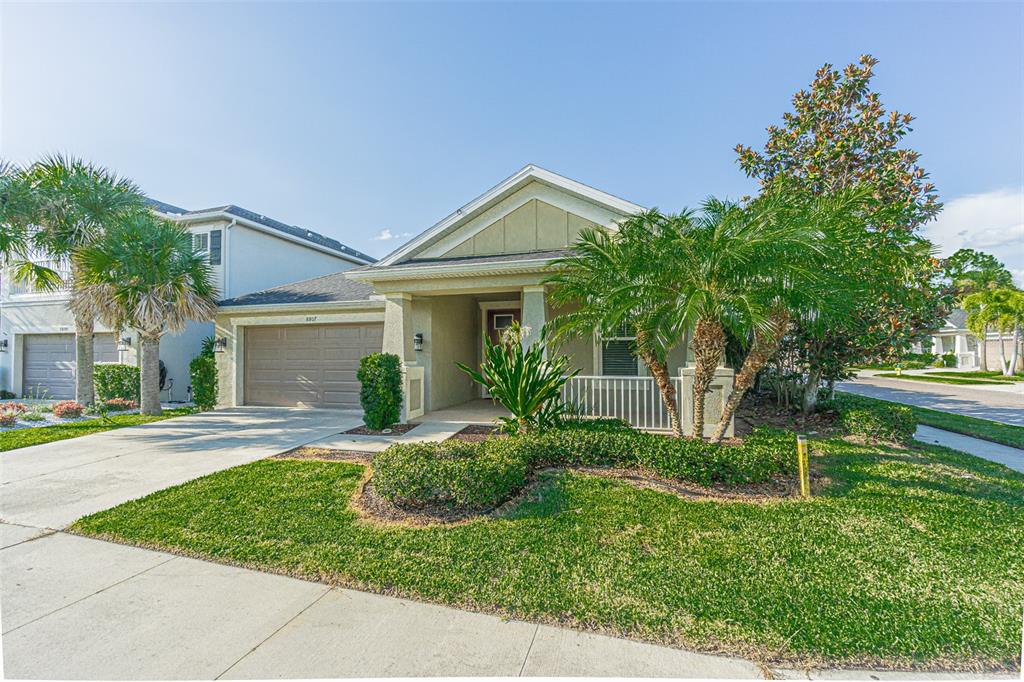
[945,308,969,330]
[219,271,376,307]
[146,199,375,265]
[373,164,645,267]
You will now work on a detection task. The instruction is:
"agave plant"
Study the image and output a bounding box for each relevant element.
[457,322,578,433]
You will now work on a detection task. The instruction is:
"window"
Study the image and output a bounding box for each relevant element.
[493,313,515,330]
[601,322,639,376]
[192,233,209,253]
[209,230,222,265]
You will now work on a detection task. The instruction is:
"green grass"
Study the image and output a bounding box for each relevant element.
[875,372,1007,386]
[72,439,1024,672]
[923,371,1022,382]
[0,408,195,452]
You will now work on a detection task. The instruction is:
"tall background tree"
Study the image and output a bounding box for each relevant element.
[72,215,217,415]
[735,54,947,412]
[942,248,1013,370]
[18,155,147,405]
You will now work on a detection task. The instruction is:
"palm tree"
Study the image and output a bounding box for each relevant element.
[19,155,146,405]
[964,288,1024,377]
[72,214,217,415]
[1,161,65,290]
[708,188,869,442]
[547,210,691,436]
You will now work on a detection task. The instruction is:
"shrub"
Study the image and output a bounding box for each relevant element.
[823,394,915,445]
[357,353,403,430]
[458,322,576,433]
[941,352,957,368]
[104,397,138,411]
[94,363,141,403]
[189,337,218,411]
[22,409,46,422]
[0,390,15,399]
[0,402,28,413]
[372,420,795,512]
[374,439,530,511]
[52,400,85,419]
[0,412,17,427]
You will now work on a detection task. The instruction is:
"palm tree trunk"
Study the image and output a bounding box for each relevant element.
[140,333,162,416]
[1008,326,1021,377]
[998,332,1009,375]
[74,313,95,406]
[978,327,988,371]
[641,350,682,437]
[712,311,789,443]
[691,318,726,439]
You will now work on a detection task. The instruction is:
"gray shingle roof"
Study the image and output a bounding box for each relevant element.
[947,308,968,329]
[219,271,376,307]
[146,198,375,264]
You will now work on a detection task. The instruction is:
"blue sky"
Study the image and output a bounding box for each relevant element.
[3,2,1022,280]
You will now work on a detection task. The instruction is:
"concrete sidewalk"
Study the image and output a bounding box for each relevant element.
[915,425,1024,473]
[1,527,763,679]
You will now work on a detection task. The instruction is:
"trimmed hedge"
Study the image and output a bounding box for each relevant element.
[189,340,218,411]
[94,363,141,403]
[374,440,530,511]
[824,393,915,445]
[372,420,796,512]
[358,353,403,430]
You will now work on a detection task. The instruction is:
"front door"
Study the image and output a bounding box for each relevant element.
[481,308,522,397]
[486,308,521,345]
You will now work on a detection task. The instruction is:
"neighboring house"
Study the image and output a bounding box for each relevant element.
[0,201,373,401]
[912,308,1022,371]
[213,165,724,433]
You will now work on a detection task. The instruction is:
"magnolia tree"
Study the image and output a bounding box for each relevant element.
[736,55,948,413]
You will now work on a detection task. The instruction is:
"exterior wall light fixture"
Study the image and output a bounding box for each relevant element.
[213,337,228,353]
[413,333,424,352]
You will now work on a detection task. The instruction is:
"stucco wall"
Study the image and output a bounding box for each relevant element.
[427,296,478,410]
[226,226,354,299]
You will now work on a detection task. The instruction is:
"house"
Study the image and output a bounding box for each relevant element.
[0,201,373,401]
[213,165,733,434]
[915,308,1023,371]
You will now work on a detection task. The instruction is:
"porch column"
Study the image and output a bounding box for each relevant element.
[383,293,415,363]
[521,285,547,352]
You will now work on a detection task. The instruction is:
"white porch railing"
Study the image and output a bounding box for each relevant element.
[561,375,685,431]
[561,368,735,436]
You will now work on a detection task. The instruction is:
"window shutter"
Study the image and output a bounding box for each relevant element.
[602,340,638,376]
[209,230,222,265]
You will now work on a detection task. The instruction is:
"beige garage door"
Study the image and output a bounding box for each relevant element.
[22,333,119,399]
[244,323,384,409]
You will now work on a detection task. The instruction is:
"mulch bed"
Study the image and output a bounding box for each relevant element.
[344,423,419,436]
[447,424,503,442]
[734,391,839,437]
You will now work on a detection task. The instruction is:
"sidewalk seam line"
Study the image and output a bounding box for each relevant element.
[214,585,333,680]
[0,528,57,552]
[518,624,540,677]
[1,549,176,635]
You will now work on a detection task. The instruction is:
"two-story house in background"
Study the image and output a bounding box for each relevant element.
[0,200,373,401]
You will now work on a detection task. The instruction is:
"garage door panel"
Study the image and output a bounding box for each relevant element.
[244,323,383,409]
[23,334,119,399]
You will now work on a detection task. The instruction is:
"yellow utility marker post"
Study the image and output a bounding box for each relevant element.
[796,435,811,498]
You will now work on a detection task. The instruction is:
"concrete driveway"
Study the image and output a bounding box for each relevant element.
[1,407,355,529]
[837,375,1024,425]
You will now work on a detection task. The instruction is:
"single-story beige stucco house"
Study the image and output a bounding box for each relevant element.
[214,165,733,434]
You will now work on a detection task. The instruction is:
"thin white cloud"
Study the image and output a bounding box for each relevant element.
[922,189,1024,286]
[373,228,412,241]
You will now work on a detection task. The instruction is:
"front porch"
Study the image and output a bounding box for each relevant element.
[411,398,510,425]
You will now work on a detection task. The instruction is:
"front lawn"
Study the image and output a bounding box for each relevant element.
[0,408,195,452]
[72,438,1024,672]
[875,372,1009,386]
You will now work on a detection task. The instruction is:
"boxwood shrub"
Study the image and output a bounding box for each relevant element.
[94,363,141,403]
[824,393,915,445]
[372,420,795,512]
[358,353,403,430]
